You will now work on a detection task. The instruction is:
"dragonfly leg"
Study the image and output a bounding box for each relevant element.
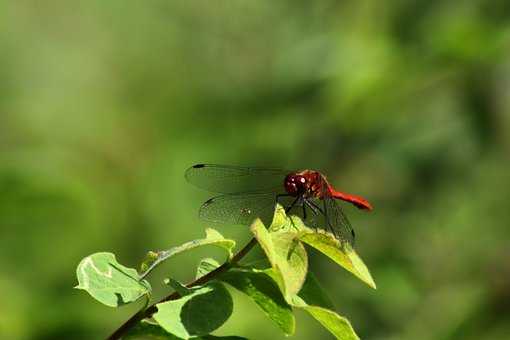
[275,193,291,206]
[305,199,323,215]
[285,196,300,214]
[302,200,307,220]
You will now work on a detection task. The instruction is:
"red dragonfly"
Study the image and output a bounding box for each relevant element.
[185,164,372,245]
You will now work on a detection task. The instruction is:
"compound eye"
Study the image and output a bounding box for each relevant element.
[294,175,306,186]
[284,176,295,194]
[294,175,306,191]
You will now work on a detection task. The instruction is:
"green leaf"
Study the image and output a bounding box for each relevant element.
[262,267,360,340]
[125,321,247,340]
[293,273,359,339]
[196,258,221,280]
[141,228,235,278]
[140,251,161,273]
[75,252,150,307]
[299,231,376,289]
[299,305,359,340]
[250,218,308,298]
[250,205,367,338]
[195,257,296,335]
[297,271,335,310]
[164,277,194,296]
[268,204,299,232]
[270,204,376,289]
[220,268,295,335]
[200,335,248,340]
[125,320,181,339]
[290,288,359,340]
[154,281,233,339]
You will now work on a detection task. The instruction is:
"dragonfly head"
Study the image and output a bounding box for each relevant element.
[284,174,307,196]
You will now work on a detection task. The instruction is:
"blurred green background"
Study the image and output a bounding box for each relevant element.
[1,1,510,339]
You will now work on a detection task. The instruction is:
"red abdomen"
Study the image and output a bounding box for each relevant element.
[329,188,373,210]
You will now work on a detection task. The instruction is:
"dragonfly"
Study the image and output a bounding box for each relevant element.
[185,164,372,245]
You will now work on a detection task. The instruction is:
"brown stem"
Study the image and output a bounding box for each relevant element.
[106,237,258,340]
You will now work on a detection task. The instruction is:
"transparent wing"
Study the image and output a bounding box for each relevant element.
[281,196,323,227]
[199,192,278,226]
[322,196,356,246]
[185,164,289,194]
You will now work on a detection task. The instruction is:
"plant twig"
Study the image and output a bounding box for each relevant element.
[106,237,258,340]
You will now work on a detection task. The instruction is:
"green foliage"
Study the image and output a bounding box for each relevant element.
[220,268,295,335]
[125,321,181,339]
[251,219,308,298]
[140,228,236,277]
[270,205,376,289]
[299,232,376,289]
[298,306,359,340]
[298,272,335,310]
[154,281,233,339]
[76,206,373,339]
[293,272,358,340]
[125,321,247,340]
[195,258,222,280]
[75,252,151,307]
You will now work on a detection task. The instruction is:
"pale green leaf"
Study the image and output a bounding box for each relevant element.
[262,267,360,340]
[268,204,307,233]
[140,251,160,274]
[299,231,376,289]
[220,268,295,335]
[196,258,221,280]
[250,218,308,298]
[154,281,233,339]
[293,272,359,339]
[201,336,248,340]
[271,204,376,289]
[268,204,296,231]
[141,228,235,278]
[75,252,151,307]
[164,277,193,296]
[300,305,359,340]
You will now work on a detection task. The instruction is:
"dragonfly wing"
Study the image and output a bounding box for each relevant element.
[199,192,278,226]
[322,196,356,246]
[185,164,289,194]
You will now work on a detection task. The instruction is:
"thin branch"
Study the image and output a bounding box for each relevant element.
[106,237,258,340]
